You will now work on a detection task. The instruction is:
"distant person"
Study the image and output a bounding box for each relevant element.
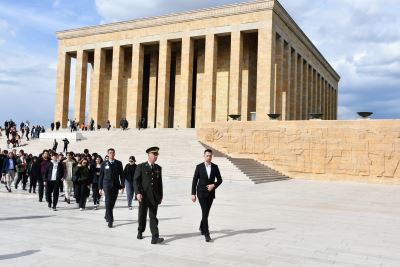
[51,122,55,131]
[123,156,137,210]
[52,139,58,152]
[62,138,69,153]
[2,151,17,192]
[75,158,92,211]
[92,156,102,210]
[55,121,61,131]
[191,149,223,242]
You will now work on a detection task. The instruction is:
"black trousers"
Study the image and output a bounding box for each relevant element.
[104,186,119,222]
[38,178,44,201]
[198,196,214,235]
[77,184,89,209]
[15,172,27,189]
[29,175,37,192]
[63,146,68,153]
[92,183,100,205]
[46,180,60,208]
[138,199,159,237]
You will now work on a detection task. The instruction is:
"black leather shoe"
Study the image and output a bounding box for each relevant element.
[137,232,143,239]
[108,222,113,228]
[151,237,164,244]
[67,199,70,204]
[205,234,211,242]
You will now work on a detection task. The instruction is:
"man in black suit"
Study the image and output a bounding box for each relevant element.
[99,148,124,228]
[44,153,64,211]
[191,149,223,242]
[134,147,164,244]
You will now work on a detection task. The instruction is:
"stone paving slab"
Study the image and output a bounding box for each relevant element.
[1,177,400,266]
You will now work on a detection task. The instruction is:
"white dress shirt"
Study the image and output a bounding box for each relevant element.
[204,162,211,178]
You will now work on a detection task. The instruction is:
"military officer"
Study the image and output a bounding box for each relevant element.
[134,147,164,244]
[99,148,124,228]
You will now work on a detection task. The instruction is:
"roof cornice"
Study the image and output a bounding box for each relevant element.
[56,0,274,40]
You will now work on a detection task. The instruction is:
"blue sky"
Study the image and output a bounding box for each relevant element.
[0,0,399,126]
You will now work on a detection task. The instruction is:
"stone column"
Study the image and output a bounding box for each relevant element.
[307,65,312,118]
[229,31,243,117]
[175,37,194,128]
[311,69,316,114]
[73,50,88,124]
[54,50,71,128]
[289,49,297,120]
[334,88,338,119]
[108,44,124,128]
[296,54,303,120]
[322,78,326,119]
[126,43,144,128]
[202,34,217,123]
[148,52,159,128]
[273,35,283,117]
[156,39,171,128]
[302,60,308,120]
[256,28,274,121]
[327,84,331,120]
[282,42,291,120]
[90,47,105,127]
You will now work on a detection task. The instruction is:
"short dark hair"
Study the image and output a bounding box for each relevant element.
[204,149,213,155]
[84,149,89,154]
[108,148,115,153]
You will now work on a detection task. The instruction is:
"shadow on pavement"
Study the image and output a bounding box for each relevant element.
[0,250,40,261]
[162,228,275,244]
[0,215,55,221]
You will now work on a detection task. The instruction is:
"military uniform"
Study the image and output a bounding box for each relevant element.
[134,148,163,241]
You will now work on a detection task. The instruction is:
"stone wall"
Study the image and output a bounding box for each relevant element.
[198,120,400,183]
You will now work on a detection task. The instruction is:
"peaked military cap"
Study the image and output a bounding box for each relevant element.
[146,147,159,155]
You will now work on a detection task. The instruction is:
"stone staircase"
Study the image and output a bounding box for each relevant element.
[1,128,290,184]
[200,142,291,184]
[1,128,250,183]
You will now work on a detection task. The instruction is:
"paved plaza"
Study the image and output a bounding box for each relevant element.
[1,176,399,266]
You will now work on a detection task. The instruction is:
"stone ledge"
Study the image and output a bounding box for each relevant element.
[56,0,274,39]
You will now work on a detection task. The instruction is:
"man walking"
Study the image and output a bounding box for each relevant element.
[191,149,223,242]
[44,153,64,211]
[134,147,164,244]
[99,148,124,228]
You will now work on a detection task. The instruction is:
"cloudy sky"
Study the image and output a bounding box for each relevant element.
[0,0,399,126]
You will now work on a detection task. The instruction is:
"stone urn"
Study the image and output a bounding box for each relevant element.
[309,113,323,120]
[228,114,241,121]
[267,113,281,120]
[357,112,373,119]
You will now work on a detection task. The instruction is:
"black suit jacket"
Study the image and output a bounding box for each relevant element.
[44,161,65,182]
[192,162,222,199]
[99,160,124,190]
[134,162,163,205]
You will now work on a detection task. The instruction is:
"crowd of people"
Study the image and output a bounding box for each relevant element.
[1,144,223,243]
[2,120,46,148]
[0,147,138,211]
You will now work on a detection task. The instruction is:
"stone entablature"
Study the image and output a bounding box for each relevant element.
[198,120,400,183]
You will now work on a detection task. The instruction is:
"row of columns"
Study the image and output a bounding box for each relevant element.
[54,28,336,128]
[273,33,338,120]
